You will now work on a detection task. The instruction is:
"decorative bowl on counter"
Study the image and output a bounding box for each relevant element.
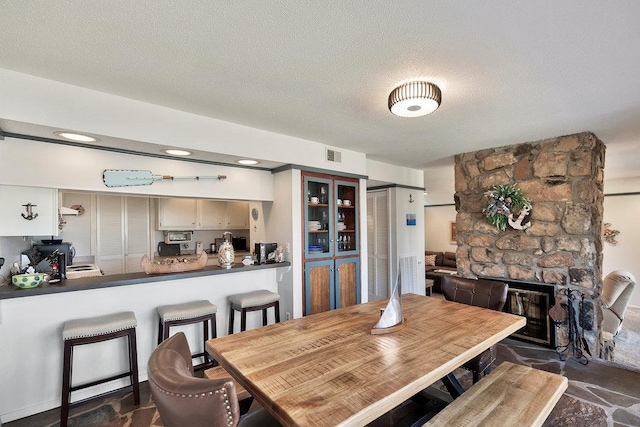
[12,273,46,289]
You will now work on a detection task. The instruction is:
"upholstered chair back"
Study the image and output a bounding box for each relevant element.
[441,275,508,311]
[148,332,241,427]
[601,270,637,336]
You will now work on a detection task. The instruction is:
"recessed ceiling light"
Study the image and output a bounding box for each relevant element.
[162,149,192,156]
[236,159,260,165]
[423,192,429,195]
[54,131,100,142]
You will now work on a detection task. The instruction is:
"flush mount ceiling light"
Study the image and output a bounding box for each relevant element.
[235,159,260,165]
[54,131,100,142]
[162,149,192,156]
[388,81,442,117]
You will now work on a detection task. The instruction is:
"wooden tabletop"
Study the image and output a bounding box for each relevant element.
[206,293,526,427]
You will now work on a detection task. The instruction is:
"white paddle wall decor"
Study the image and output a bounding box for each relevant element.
[103,169,227,188]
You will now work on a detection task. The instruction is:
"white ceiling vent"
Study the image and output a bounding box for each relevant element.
[326,148,342,163]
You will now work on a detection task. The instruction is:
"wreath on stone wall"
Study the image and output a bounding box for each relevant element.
[482,184,532,231]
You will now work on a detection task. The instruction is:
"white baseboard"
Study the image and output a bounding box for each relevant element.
[0,371,148,423]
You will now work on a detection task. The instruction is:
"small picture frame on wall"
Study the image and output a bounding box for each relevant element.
[450,221,457,244]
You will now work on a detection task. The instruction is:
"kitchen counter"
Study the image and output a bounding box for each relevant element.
[0,261,290,300]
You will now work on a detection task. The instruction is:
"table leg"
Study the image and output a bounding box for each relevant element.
[440,373,464,399]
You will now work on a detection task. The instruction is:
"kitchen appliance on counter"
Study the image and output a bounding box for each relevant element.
[164,231,193,244]
[66,263,103,279]
[232,237,248,251]
[158,242,181,256]
[214,238,225,253]
[255,242,277,264]
[35,242,74,266]
[195,241,203,255]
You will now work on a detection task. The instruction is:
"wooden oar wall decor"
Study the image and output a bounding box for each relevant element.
[103,169,227,188]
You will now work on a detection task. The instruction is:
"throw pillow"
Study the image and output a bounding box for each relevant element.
[425,254,436,266]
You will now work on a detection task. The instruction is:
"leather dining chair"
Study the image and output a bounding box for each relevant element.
[441,275,509,383]
[148,332,280,427]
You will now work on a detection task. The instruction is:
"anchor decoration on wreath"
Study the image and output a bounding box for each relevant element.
[483,184,532,231]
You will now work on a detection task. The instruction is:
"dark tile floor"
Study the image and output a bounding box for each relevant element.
[5,338,640,426]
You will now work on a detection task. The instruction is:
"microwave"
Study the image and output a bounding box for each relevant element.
[164,231,193,244]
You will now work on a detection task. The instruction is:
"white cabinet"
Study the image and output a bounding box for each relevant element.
[157,198,197,229]
[224,201,249,229]
[0,185,58,236]
[157,199,249,230]
[198,200,225,229]
[97,195,150,275]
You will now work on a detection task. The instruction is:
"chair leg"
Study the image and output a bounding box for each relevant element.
[262,308,268,326]
[157,320,164,345]
[472,371,481,384]
[241,308,247,332]
[274,301,280,323]
[228,306,235,335]
[128,328,140,405]
[61,340,73,427]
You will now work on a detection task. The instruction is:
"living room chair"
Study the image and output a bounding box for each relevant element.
[601,270,636,338]
[148,332,279,427]
[441,275,508,383]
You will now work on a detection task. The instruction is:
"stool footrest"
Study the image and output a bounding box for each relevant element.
[70,371,133,392]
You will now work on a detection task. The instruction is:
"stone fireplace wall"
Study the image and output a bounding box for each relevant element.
[453,132,606,354]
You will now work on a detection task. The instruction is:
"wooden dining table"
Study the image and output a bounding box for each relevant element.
[206,293,526,427]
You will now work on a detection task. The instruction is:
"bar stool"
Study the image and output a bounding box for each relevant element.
[61,311,139,427]
[228,290,280,334]
[157,300,217,370]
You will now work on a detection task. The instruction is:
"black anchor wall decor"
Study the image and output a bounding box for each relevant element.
[21,203,39,221]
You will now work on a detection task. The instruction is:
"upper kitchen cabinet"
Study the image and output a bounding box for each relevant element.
[157,198,249,230]
[157,198,198,229]
[224,201,249,229]
[0,185,58,236]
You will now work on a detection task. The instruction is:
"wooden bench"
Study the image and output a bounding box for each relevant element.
[424,361,568,427]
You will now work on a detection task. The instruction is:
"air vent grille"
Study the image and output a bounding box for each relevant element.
[326,149,342,163]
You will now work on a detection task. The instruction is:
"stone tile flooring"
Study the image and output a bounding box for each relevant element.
[5,338,640,426]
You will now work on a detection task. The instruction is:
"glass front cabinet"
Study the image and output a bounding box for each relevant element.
[303,172,361,315]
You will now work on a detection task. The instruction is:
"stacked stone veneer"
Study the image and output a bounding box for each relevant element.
[453,132,606,353]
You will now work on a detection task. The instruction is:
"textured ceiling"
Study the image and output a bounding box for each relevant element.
[1,1,640,184]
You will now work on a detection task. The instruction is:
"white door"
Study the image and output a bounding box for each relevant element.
[97,195,150,274]
[97,195,125,275]
[125,197,150,273]
[367,190,390,301]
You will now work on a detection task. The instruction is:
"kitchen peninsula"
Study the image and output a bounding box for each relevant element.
[0,261,291,422]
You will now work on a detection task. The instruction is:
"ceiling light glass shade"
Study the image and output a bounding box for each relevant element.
[54,131,99,142]
[388,81,441,117]
[162,149,192,156]
[236,159,259,165]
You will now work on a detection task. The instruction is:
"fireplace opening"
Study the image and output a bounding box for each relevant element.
[482,278,556,348]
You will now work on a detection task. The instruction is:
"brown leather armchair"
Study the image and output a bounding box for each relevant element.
[148,332,279,427]
[441,275,509,383]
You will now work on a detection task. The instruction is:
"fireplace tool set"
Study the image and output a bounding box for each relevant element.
[550,288,591,365]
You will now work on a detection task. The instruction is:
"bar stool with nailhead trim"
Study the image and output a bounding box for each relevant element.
[61,311,139,427]
[157,300,217,370]
[228,290,280,334]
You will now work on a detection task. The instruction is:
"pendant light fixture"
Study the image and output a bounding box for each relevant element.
[388,81,441,117]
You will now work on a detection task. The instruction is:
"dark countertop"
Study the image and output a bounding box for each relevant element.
[0,261,290,300]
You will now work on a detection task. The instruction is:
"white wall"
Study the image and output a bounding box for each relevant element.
[424,205,457,252]
[0,69,367,176]
[266,170,299,319]
[0,138,274,201]
[367,159,424,188]
[602,194,640,308]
